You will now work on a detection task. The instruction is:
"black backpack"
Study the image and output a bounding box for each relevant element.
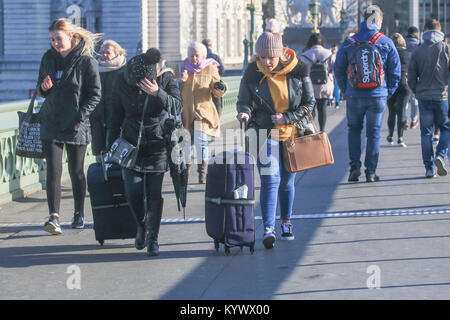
[302,54,332,85]
[347,32,385,90]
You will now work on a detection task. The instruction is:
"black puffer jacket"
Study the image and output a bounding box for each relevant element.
[107,69,182,173]
[237,60,316,133]
[36,40,101,144]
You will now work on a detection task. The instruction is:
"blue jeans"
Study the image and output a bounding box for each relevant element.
[333,80,341,105]
[190,130,210,163]
[257,138,296,230]
[418,100,450,170]
[346,97,387,174]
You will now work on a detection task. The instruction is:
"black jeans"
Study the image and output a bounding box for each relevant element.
[122,169,164,224]
[313,99,328,132]
[387,88,411,139]
[43,141,87,215]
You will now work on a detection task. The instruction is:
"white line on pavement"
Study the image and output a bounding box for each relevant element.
[1,208,450,228]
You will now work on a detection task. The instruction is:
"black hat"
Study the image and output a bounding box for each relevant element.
[126,48,161,85]
[407,26,419,38]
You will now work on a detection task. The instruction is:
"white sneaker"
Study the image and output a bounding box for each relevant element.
[280,223,295,241]
[262,227,276,249]
[435,156,448,176]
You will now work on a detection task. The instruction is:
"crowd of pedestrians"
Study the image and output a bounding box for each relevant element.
[32,4,449,253]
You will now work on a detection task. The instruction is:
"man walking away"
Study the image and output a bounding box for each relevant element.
[202,39,225,117]
[405,26,420,129]
[334,5,401,183]
[408,19,450,178]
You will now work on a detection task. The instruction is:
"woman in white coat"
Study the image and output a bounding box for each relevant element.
[301,33,335,132]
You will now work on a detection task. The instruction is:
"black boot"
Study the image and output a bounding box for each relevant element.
[145,198,164,256]
[135,221,146,250]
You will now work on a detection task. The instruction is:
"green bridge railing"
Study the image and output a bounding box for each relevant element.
[0,76,241,204]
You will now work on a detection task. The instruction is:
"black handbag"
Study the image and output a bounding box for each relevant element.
[15,92,45,159]
[108,96,149,169]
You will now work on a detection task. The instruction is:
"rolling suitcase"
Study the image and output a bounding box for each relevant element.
[87,162,137,245]
[205,122,255,255]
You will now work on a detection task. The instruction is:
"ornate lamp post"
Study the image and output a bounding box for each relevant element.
[309,0,321,34]
[243,0,258,72]
[340,0,348,41]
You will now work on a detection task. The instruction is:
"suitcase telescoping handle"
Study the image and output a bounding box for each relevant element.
[240,120,249,154]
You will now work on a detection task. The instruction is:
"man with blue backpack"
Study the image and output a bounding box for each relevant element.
[334,5,401,183]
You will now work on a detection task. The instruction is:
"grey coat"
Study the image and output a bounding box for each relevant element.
[408,30,450,101]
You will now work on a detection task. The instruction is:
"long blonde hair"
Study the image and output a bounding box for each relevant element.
[49,18,103,57]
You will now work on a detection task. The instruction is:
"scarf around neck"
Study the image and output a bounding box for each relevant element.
[184,58,218,74]
[98,55,127,73]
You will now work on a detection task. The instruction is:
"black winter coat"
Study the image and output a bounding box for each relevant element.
[396,47,412,92]
[36,40,102,144]
[237,60,316,133]
[107,70,182,173]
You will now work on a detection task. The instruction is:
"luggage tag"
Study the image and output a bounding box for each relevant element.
[234,185,248,199]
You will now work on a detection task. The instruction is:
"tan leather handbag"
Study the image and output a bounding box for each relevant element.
[282,107,334,173]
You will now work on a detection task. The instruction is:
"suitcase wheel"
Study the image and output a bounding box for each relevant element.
[214,240,220,252]
[250,245,255,254]
[98,240,104,246]
[224,246,231,256]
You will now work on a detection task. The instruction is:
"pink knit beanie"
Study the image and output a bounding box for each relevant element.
[255,19,283,58]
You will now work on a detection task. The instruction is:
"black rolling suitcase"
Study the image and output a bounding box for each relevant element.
[87,162,137,245]
[205,122,255,255]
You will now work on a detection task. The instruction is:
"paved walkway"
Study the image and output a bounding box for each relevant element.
[1,102,450,300]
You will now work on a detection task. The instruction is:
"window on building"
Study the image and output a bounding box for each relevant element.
[0,0,3,55]
[236,20,242,57]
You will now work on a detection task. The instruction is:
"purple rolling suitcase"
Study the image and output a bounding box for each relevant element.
[205,123,255,255]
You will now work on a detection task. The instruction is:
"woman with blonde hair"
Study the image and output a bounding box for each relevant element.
[90,40,127,157]
[179,42,227,184]
[386,33,412,147]
[36,18,102,234]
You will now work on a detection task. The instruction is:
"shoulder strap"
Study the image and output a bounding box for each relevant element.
[26,91,38,115]
[369,32,383,45]
[135,96,150,149]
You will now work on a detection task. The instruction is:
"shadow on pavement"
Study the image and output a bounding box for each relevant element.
[157,117,350,299]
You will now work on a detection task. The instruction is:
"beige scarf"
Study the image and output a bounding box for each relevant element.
[98,55,127,73]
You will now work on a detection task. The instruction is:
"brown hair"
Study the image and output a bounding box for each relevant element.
[424,19,441,31]
[101,40,127,57]
[49,18,103,57]
[391,33,406,48]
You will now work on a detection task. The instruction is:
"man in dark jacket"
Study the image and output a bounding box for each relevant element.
[202,39,225,117]
[405,26,420,129]
[408,19,450,178]
[334,5,401,183]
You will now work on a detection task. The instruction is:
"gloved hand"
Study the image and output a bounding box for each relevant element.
[213,80,226,91]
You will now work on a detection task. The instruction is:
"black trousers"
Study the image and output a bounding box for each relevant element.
[43,141,87,215]
[122,169,164,224]
[313,99,328,132]
[387,88,411,139]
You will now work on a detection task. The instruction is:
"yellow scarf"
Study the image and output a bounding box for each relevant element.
[256,48,298,141]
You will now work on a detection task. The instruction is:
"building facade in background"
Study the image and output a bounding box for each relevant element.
[0,0,267,101]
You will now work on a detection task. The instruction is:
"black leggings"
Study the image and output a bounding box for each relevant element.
[387,88,411,139]
[313,99,328,132]
[43,141,87,215]
[122,169,164,224]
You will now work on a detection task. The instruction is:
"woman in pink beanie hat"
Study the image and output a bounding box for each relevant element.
[237,19,316,249]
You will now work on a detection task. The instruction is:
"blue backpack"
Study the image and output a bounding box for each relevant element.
[347,32,385,90]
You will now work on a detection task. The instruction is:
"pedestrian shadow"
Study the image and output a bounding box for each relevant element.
[0,243,214,268]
